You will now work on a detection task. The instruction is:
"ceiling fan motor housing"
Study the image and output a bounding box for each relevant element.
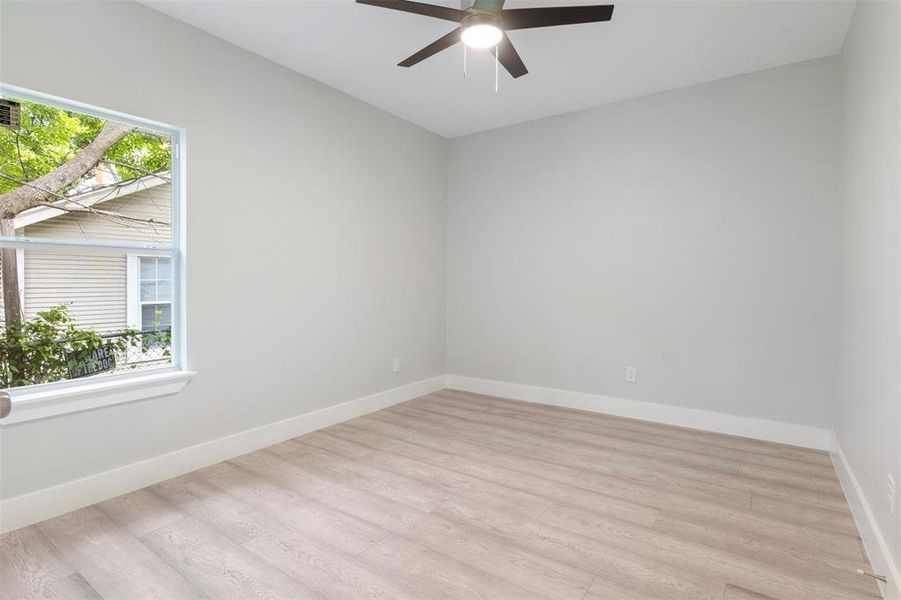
[463,12,502,30]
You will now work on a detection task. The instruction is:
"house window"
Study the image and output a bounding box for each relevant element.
[138,257,172,332]
[0,85,188,419]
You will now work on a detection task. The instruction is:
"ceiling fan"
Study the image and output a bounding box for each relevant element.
[356,0,615,79]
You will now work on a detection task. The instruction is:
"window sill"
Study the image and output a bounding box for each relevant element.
[1,370,196,426]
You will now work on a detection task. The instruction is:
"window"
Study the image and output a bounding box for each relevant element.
[141,257,173,332]
[127,256,172,355]
[128,256,173,332]
[0,84,190,423]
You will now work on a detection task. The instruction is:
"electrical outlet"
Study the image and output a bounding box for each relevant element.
[889,475,895,514]
[626,366,637,383]
[393,358,401,373]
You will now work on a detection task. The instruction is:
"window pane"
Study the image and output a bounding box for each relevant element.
[0,247,173,387]
[1,97,174,247]
[157,258,171,280]
[140,258,157,280]
[140,281,157,302]
[157,279,172,302]
[142,304,172,330]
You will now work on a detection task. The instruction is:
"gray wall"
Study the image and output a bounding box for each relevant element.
[837,0,900,576]
[447,58,842,427]
[0,0,447,499]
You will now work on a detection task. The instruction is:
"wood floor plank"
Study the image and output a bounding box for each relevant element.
[21,573,102,600]
[150,473,286,545]
[242,528,427,600]
[358,534,549,600]
[541,501,879,600]
[292,429,378,460]
[334,486,594,600]
[334,419,564,517]
[373,413,854,548]
[325,423,556,518]
[3,389,879,600]
[573,471,864,561]
[97,488,184,537]
[437,389,830,463]
[309,430,661,527]
[402,400,849,512]
[360,407,863,562]
[408,508,595,600]
[652,512,878,597]
[35,506,204,600]
[140,516,319,599]
[337,488,430,537]
[430,392,838,480]
[582,577,662,600]
[230,447,361,505]
[749,493,860,536]
[725,584,780,599]
[153,472,426,600]
[434,492,725,600]
[0,525,76,598]
[196,460,386,556]
[279,443,453,512]
[339,416,673,527]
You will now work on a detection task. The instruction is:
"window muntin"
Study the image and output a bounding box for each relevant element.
[139,256,172,332]
[0,86,184,391]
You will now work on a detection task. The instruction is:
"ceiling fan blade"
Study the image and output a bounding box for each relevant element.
[399,28,462,67]
[355,0,465,23]
[501,5,614,30]
[490,33,528,78]
[472,0,505,12]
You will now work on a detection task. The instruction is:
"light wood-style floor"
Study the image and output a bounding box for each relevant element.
[1,389,882,600]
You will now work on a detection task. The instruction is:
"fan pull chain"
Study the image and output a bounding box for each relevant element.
[494,43,499,92]
[463,45,467,79]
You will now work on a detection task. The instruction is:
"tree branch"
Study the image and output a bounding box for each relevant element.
[14,132,29,180]
[34,201,170,226]
[0,172,170,227]
[0,121,134,218]
[100,160,171,183]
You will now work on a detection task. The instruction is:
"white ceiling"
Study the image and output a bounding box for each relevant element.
[143,0,856,137]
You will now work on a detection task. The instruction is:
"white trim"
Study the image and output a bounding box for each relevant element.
[126,254,173,332]
[12,175,168,229]
[446,374,833,450]
[171,132,187,373]
[0,369,195,426]
[0,374,446,533]
[0,83,179,134]
[15,246,24,312]
[832,434,901,600]
[0,237,170,256]
[126,254,141,329]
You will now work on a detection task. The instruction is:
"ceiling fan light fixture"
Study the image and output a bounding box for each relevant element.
[461,14,503,48]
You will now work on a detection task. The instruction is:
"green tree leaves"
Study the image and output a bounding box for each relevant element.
[0,99,171,194]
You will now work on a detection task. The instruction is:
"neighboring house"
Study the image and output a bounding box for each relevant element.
[0,174,172,335]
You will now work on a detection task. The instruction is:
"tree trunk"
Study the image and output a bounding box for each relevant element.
[1,218,23,387]
[0,219,20,327]
[0,121,133,218]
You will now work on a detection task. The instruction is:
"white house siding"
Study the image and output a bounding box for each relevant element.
[18,182,172,334]
[22,253,127,334]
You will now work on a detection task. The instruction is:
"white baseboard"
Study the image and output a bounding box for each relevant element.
[831,434,901,600]
[445,374,833,451]
[0,375,446,534]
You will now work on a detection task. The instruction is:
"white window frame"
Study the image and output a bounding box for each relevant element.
[14,246,24,311]
[126,254,173,333]
[0,84,193,425]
